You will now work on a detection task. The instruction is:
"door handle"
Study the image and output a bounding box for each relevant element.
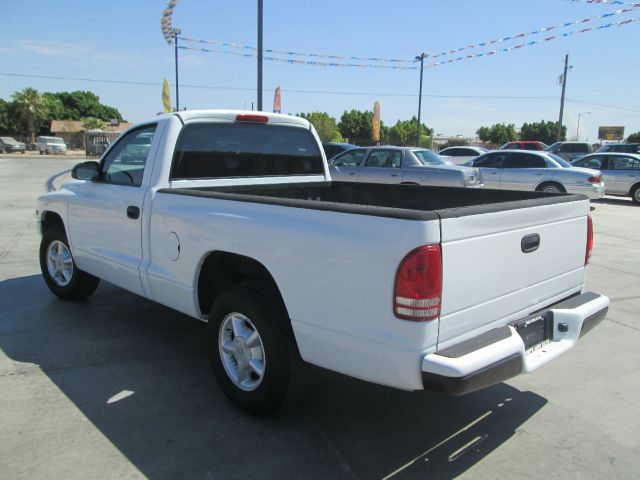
[126,206,140,219]
[390,174,398,177]
[349,172,356,176]
[521,233,540,253]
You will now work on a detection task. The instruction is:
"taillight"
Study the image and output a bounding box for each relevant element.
[235,114,269,123]
[585,215,593,265]
[394,245,442,321]
[587,175,601,183]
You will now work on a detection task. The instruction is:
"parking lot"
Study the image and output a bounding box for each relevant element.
[1,154,639,479]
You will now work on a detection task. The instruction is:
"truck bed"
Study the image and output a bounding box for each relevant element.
[160,181,584,220]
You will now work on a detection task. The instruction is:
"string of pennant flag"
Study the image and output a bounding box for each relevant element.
[429,3,640,58]
[179,17,640,70]
[162,0,639,70]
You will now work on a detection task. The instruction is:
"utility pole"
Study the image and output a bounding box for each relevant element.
[557,53,569,142]
[415,53,428,147]
[173,28,182,111]
[257,0,263,111]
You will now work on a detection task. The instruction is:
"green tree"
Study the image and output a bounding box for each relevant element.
[297,112,342,142]
[388,117,433,148]
[12,88,48,144]
[0,99,16,133]
[626,132,640,143]
[520,120,566,144]
[338,109,373,143]
[476,123,517,145]
[82,117,106,131]
[48,91,123,122]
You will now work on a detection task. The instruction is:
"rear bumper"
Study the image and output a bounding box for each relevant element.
[421,291,609,395]
[567,183,605,199]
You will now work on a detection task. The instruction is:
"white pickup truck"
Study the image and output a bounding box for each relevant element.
[37,110,609,415]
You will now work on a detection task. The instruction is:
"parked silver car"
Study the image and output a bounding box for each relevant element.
[464,150,604,199]
[329,146,483,188]
[438,146,488,165]
[572,152,640,204]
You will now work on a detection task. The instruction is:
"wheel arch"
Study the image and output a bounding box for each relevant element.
[40,210,65,234]
[535,181,566,193]
[628,181,640,196]
[196,251,289,320]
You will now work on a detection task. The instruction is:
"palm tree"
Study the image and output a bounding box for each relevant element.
[12,88,47,145]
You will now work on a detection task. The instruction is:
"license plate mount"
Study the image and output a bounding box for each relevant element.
[512,312,553,353]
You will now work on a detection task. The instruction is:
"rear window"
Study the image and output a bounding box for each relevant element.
[171,122,323,179]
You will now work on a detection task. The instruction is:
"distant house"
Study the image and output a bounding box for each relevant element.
[50,120,133,149]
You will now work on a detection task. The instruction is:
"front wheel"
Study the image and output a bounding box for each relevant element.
[39,226,100,300]
[207,285,309,415]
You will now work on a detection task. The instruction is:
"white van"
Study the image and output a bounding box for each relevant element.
[37,136,67,155]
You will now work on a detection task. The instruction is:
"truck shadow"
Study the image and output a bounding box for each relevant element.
[1,274,546,480]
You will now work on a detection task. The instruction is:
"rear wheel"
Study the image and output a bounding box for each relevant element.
[537,182,565,194]
[39,226,100,300]
[207,285,309,415]
[631,184,640,204]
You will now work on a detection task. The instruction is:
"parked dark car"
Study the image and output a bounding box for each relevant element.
[500,141,547,151]
[323,142,355,161]
[572,152,640,204]
[0,137,27,154]
[596,143,640,154]
[544,142,593,162]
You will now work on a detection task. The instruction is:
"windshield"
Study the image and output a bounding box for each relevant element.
[1,137,18,144]
[412,149,446,165]
[548,153,572,168]
[544,142,561,151]
[50,138,64,144]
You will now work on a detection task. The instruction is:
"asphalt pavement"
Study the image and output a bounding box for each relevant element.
[1,154,638,479]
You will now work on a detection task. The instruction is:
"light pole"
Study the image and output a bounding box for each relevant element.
[415,52,428,147]
[577,111,591,141]
[172,27,182,111]
[257,0,263,111]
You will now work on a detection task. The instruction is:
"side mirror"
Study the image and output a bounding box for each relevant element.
[72,161,101,181]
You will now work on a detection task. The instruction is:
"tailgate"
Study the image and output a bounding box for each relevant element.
[437,199,591,347]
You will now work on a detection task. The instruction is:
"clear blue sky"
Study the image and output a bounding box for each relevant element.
[2,0,639,141]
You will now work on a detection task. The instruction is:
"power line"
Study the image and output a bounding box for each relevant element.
[0,72,559,100]
[3,72,639,112]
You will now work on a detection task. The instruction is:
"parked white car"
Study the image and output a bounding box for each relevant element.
[465,150,604,199]
[330,146,483,188]
[572,152,640,204]
[37,136,67,155]
[438,146,488,165]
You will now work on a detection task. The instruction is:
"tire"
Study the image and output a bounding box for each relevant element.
[537,182,565,194]
[39,226,100,300]
[207,285,309,416]
[39,149,44,155]
[631,184,640,205]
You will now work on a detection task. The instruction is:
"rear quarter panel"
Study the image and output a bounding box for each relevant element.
[147,192,442,389]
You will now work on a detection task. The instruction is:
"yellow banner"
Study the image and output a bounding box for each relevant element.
[162,79,172,113]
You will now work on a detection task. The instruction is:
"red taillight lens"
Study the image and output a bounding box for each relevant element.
[585,215,593,265]
[394,245,442,321]
[587,175,601,183]
[235,114,269,123]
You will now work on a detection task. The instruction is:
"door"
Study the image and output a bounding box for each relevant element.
[473,152,506,189]
[605,156,640,195]
[68,124,157,296]
[499,152,548,191]
[329,148,367,181]
[356,149,403,184]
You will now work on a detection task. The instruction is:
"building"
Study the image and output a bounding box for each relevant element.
[50,120,133,149]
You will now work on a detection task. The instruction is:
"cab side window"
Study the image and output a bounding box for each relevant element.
[475,153,506,168]
[332,149,366,167]
[365,150,402,168]
[611,157,640,170]
[101,125,157,186]
[503,153,547,168]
